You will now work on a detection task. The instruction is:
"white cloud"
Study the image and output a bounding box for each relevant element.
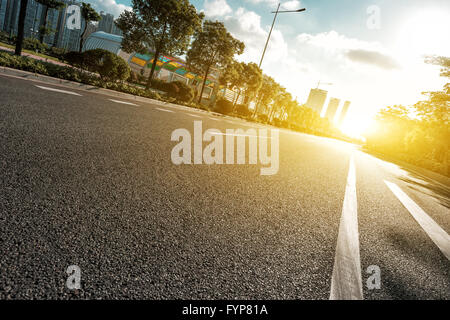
[281,1,301,11]
[246,0,300,10]
[201,3,445,132]
[87,0,131,18]
[203,0,232,18]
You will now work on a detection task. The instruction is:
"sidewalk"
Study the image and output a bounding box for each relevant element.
[0,45,69,67]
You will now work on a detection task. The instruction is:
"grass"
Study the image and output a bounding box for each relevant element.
[0,41,62,63]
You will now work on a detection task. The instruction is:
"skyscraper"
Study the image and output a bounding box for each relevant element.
[325,98,340,122]
[97,11,122,36]
[305,88,328,114]
[98,12,113,33]
[338,101,351,125]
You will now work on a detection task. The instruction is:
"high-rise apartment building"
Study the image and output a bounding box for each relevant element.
[338,101,351,125]
[325,98,340,122]
[306,88,328,114]
[98,11,122,36]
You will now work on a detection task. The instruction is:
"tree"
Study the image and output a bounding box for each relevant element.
[235,62,262,107]
[36,0,65,44]
[14,0,29,56]
[187,20,244,104]
[79,3,101,53]
[116,0,203,89]
[253,75,279,117]
[219,59,242,92]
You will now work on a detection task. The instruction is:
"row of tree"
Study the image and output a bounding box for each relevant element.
[12,0,337,136]
[116,1,336,132]
[365,56,450,176]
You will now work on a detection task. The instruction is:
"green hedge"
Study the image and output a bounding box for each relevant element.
[215,98,234,114]
[0,51,208,107]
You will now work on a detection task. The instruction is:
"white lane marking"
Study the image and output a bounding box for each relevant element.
[330,155,363,300]
[108,99,138,106]
[384,181,450,260]
[155,107,174,113]
[186,113,202,118]
[208,117,219,121]
[35,85,81,96]
[209,132,273,139]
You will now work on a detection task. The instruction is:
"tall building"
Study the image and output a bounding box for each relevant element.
[325,98,340,122]
[98,11,121,36]
[0,0,63,44]
[338,101,351,125]
[306,88,328,114]
[0,0,8,30]
[98,12,113,33]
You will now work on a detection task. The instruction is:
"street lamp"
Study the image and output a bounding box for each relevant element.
[259,3,306,68]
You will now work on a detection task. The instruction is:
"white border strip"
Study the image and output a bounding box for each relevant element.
[155,107,174,113]
[108,99,138,106]
[384,181,450,260]
[35,85,81,96]
[330,155,363,300]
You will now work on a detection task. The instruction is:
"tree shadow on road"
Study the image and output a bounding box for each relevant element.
[361,148,450,210]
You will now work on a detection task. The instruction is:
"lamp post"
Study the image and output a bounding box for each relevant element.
[258,4,306,68]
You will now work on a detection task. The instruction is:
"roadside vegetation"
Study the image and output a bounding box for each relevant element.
[364,56,449,177]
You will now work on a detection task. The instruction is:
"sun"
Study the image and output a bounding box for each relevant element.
[339,114,375,140]
[396,9,450,57]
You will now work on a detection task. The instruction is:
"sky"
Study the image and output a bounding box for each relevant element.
[85,0,450,137]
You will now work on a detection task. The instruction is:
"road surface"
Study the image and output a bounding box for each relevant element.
[0,74,449,299]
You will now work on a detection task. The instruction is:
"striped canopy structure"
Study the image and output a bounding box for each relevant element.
[129,52,218,86]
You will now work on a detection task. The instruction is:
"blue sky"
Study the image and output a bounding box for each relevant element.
[86,0,450,136]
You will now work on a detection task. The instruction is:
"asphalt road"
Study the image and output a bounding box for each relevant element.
[0,74,449,299]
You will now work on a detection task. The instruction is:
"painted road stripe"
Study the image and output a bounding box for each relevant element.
[209,132,273,139]
[208,117,219,121]
[384,181,450,260]
[186,113,202,118]
[155,107,174,113]
[108,99,138,106]
[35,85,81,96]
[330,155,363,300]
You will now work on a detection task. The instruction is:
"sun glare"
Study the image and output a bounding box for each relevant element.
[339,115,375,140]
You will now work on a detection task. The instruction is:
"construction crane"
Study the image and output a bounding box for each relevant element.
[316,80,333,89]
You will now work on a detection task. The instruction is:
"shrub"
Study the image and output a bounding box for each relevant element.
[215,98,234,114]
[0,31,10,43]
[235,104,251,117]
[65,49,130,83]
[64,51,85,68]
[48,47,67,60]
[23,38,49,53]
[257,114,269,123]
[168,81,195,102]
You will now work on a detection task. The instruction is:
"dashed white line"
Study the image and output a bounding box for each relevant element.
[108,99,138,106]
[155,107,174,113]
[384,181,450,260]
[186,113,202,118]
[209,132,273,139]
[35,85,81,96]
[330,155,363,300]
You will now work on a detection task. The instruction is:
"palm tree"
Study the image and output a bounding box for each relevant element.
[79,3,101,52]
[15,0,29,55]
[36,0,65,44]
